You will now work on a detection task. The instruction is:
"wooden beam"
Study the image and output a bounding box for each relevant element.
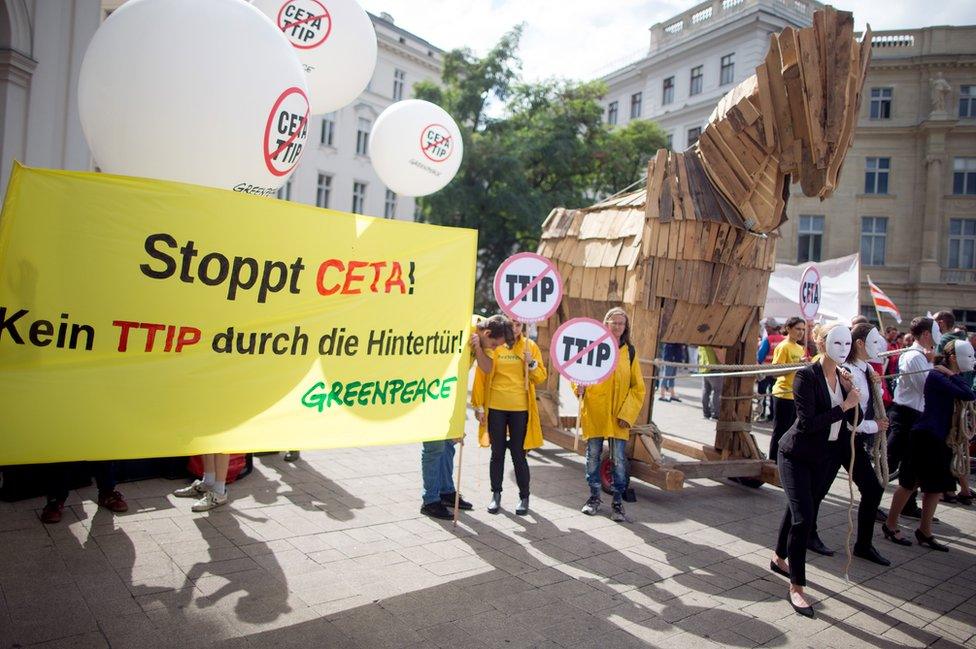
[666,459,764,480]
[629,459,685,491]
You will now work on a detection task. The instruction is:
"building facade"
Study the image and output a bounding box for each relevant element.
[782,26,976,326]
[280,12,444,221]
[597,0,822,152]
[597,0,976,328]
[0,0,100,199]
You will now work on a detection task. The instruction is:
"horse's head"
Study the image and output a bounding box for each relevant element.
[695,7,872,233]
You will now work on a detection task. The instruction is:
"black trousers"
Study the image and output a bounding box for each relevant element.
[45,461,117,503]
[776,451,819,587]
[769,397,797,459]
[813,435,884,549]
[488,409,530,498]
[887,404,920,476]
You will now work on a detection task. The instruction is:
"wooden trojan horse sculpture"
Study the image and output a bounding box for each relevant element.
[535,7,872,490]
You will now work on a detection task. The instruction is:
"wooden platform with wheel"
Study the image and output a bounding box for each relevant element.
[532,6,870,491]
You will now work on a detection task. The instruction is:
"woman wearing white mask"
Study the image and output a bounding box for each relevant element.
[884,339,976,551]
[808,324,890,565]
[770,324,861,618]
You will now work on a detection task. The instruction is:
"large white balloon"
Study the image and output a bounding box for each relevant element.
[369,100,463,197]
[78,0,310,196]
[252,0,377,115]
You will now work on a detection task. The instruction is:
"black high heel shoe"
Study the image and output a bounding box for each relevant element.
[769,560,790,578]
[882,524,911,546]
[789,593,815,618]
[915,529,949,552]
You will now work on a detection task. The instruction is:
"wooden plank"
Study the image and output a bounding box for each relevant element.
[797,25,827,168]
[755,64,777,149]
[764,36,796,173]
[667,459,764,480]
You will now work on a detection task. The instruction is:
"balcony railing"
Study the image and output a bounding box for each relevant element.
[941,269,976,284]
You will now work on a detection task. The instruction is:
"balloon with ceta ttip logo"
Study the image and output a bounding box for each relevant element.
[369,100,464,197]
[251,0,377,114]
[78,0,309,196]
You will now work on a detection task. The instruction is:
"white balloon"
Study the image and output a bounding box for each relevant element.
[78,0,310,196]
[369,100,463,197]
[252,0,377,115]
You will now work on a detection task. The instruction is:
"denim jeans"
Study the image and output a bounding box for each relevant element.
[585,437,627,502]
[421,440,456,504]
[660,365,677,391]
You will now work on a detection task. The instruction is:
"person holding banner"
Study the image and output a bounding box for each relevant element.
[472,321,547,516]
[576,308,646,523]
[173,454,231,511]
[420,315,515,520]
[770,324,861,618]
[769,317,808,460]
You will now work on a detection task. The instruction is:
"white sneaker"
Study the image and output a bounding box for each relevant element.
[173,479,211,498]
[191,491,228,512]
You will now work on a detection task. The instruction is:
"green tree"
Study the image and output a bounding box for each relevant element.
[414,28,666,311]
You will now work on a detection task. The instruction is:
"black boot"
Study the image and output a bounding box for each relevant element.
[487,491,501,514]
[807,534,835,556]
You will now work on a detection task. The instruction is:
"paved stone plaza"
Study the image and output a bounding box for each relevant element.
[2,383,975,648]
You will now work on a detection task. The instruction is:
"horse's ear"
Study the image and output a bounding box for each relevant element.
[695,7,869,234]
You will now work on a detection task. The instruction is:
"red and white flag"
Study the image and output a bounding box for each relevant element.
[867,275,901,323]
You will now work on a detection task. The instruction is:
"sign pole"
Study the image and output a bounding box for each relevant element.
[452,437,464,526]
[575,391,583,452]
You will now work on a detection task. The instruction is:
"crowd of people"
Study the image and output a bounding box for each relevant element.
[764,311,976,618]
[31,307,976,623]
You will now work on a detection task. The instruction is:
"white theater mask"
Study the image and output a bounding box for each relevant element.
[825,326,852,364]
[865,328,886,362]
[956,340,975,373]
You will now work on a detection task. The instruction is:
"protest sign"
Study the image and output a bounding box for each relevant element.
[492,252,562,324]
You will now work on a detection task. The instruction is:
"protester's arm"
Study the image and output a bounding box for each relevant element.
[527,340,547,385]
[617,353,647,427]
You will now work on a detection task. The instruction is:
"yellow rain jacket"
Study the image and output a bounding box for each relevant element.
[472,336,547,449]
[576,344,646,441]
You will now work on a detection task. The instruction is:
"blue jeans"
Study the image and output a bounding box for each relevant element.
[661,365,676,390]
[585,437,627,502]
[421,440,456,504]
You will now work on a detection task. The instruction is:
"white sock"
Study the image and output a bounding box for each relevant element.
[212,481,226,496]
[202,472,216,486]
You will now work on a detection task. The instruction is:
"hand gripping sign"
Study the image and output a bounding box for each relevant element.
[550,318,618,450]
[492,253,563,324]
[798,265,821,320]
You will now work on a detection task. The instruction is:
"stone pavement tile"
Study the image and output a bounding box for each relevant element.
[458,574,533,602]
[422,555,488,577]
[466,548,537,576]
[658,630,726,648]
[897,599,949,623]
[563,586,630,613]
[4,601,99,647]
[720,584,776,610]
[379,584,495,629]
[28,630,111,648]
[732,614,789,645]
[489,585,560,614]
[413,621,494,649]
[923,618,975,646]
[808,622,905,649]
[841,609,897,635]
[531,610,620,646]
[330,602,423,649]
[243,616,360,649]
[307,548,347,565]
[608,616,683,646]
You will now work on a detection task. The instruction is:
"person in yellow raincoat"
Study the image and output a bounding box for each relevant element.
[472,320,547,516]
[575,307,646,522]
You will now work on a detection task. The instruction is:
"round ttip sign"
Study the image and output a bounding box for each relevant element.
[492,253,563,324]
[549,318,619,386]
[798,265,821,320]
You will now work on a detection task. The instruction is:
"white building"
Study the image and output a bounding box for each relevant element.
[0,0,100,199]
[596,0,822,152]
[279,12,444,221]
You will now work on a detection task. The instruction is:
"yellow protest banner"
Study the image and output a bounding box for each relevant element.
[0,164,476,464]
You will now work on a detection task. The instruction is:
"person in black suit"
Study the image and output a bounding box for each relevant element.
[770,323,860,618]
[807,323,890,566]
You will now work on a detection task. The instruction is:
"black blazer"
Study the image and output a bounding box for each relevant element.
[778,362,857,462]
